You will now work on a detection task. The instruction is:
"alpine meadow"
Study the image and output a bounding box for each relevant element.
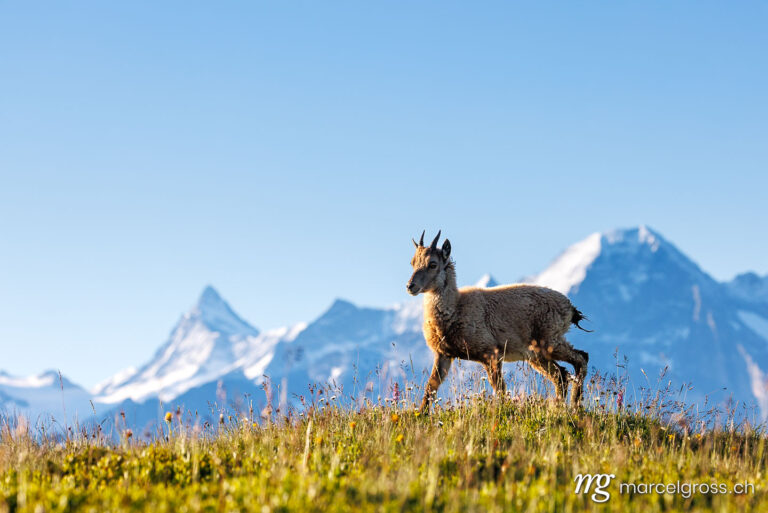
[2,2,768,512]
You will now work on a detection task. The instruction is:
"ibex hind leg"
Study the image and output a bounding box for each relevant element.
[570,349,589,406]
[552,342,589,406]
[528,356,569,401]
[482,357,506,396]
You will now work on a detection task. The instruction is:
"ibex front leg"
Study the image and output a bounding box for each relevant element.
[482,355,506,396]
[419,355,452,414]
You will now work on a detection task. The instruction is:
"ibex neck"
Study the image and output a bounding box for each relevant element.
[423,263,459,320]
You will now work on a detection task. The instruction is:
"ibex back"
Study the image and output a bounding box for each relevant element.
[407,230,591,413]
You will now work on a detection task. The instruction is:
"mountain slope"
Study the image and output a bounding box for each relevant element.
[530,226,768,417]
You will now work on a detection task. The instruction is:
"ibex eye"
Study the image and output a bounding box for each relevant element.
[429,262,438,269]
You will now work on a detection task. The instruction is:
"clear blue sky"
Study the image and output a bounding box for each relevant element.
[1,1,766,387]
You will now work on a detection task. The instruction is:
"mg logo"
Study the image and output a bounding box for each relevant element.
[573,473,616,503]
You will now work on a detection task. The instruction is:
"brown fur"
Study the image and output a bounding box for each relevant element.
[407,231,590,412]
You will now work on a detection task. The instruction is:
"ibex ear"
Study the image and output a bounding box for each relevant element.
[441,239,451,260]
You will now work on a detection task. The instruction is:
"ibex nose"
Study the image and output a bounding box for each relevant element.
[406,282,420,295]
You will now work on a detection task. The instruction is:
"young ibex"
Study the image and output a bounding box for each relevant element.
[407,230,591,412]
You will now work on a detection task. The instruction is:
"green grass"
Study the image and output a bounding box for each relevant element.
[1,372,767,512]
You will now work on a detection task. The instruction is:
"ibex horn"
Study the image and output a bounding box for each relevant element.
[419,230,425,247]
[430,230,441,250]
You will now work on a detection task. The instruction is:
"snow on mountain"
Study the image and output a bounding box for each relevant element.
[528,225,713,297]
[240,323,307,380]
[99,296,431,430]
[738,345,768,418]
[90,367,138,396]
[528,232,601,294]
[0,370,93,425]
[95,286,271,404]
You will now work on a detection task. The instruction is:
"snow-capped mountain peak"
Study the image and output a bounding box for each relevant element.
[528,226,705,296]
[604,224,662,251]
[191,285,259,336]
[95,286,262,404]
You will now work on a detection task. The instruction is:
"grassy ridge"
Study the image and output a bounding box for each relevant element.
[1,387,766,513]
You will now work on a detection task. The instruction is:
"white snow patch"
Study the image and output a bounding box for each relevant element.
[281,322,308,341]
[90,366,138,395]
[738,345,768,421]
[0,372,56,388]
[692,285,702,322]
[528,232,602,294]
[707,311,718,337]
[242,353,274,381]
[637,225,661,251]
[240,323,307,380]
[604,225,660,252]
